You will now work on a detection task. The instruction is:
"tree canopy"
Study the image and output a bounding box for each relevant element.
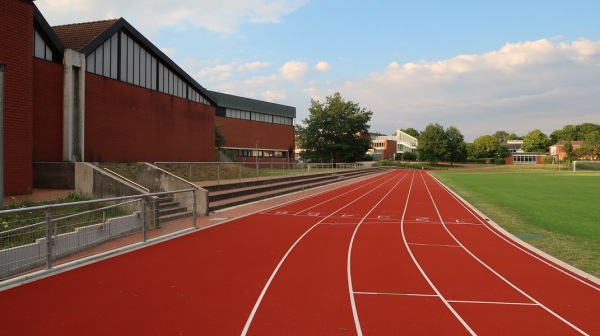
[417,123,467,165]
[296,92,372,163]
[473,135,500,158]
[445,126,468,165]
[522,129,551,152]
[549,123,600,143]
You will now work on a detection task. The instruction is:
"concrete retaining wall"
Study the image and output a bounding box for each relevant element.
[137,163,209,216]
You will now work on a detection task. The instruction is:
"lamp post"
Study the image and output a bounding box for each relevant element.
[255,141,260,179]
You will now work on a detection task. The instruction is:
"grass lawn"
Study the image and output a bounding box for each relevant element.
[432,169,600,278]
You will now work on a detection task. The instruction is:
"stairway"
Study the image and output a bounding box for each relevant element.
[155,194,192,224]
[204,167,386,212]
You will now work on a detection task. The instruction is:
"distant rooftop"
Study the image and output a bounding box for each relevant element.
[53,19,119,51]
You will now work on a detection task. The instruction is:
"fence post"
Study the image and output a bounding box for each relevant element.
[141,197,147,242]
[192,190,197,228]
[45,208,53,270]
[217,163,220,185]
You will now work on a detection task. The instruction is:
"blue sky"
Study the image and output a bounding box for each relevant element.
[38,0,600,141]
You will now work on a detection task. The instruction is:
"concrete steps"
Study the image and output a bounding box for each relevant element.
[156,194,191,222]
[205,168,385,212]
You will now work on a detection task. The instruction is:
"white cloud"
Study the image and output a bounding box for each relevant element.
[159,48,178,58]
[280,61,310,82]
[262,90,287,102]
[237,61,272,72]
[326,38,600,140]
[315,61,332,73]
[36,0,308,35]
[197,64,234,82]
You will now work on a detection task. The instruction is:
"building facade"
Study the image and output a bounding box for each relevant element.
[369,130,417,161]
[211,91,295,163]
[1,0,295,196]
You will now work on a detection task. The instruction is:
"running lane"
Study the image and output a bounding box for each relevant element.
[2,169,599,335]
[424,172,600,335]
[241,170,411,335]
[0,171,396,335]
[351,170,600,335]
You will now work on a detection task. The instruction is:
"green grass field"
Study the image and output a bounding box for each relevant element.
[432,169,600,278]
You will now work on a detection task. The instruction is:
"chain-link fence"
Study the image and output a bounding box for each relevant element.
[0,189,197,283]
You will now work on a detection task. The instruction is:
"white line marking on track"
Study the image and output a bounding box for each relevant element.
[240,169,409,336]
[408,243,461,248]
[401,171,477,336]
[447,299,539,306]
[354,291,438,298]
[347,171,410,336]
[421,172,590,336]
[430,174,600,290]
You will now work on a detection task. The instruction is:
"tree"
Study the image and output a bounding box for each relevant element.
[493,131,509,143]
[563,140,574,161]
[445,126,467,165]
[578,123,600,139]
[215,124,226,149]
[582,130,600,159]
[401,128,420,139]
[522,129,550,152]
[473,135,500,158]
[296,92,372,163]
[417,123,448,164]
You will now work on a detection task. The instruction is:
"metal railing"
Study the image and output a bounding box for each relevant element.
[155,161,365,184]
[0,189,197,283]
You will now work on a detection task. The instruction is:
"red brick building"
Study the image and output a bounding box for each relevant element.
[1,0,295,196]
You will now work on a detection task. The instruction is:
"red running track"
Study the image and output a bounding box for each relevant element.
[1,169,599,335]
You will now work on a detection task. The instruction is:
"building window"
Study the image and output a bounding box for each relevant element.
[86,31,210,105]
[225,108,292,125]
[33,29,54,62]
[513,155,537,164]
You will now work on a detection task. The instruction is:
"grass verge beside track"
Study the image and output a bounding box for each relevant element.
[432,170,600,277]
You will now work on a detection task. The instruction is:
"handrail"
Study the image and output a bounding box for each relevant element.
[0,189,195,215]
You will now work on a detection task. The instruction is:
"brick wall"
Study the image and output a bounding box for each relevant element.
[0,0,34,195]
[215,116,295,159]
[85,74,216,162]
[216,116,295,150]
[33,59,64,161]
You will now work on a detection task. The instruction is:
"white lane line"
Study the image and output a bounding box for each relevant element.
[291,170,401,216]
[402,171,477,335]
[354,292,538,307]
[256,170,397,217]
[240,170,406,336]
[421,172,590,336]
[354,291,439,298]
[430,174,600,290]
[408,243,461,248]
[347,170,409,336]
[447,299,539,306]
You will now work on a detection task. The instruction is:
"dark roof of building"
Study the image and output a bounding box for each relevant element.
[49,17,216,105]
[53,19,118,51]
[209,91,296,118]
